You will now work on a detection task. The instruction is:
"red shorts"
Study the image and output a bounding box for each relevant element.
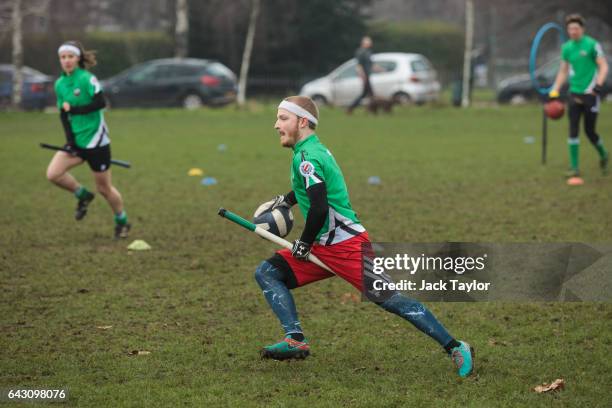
[277,232,370,292]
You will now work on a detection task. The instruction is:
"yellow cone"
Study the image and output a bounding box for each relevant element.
[188,168,204,176]
[127,240,152,251]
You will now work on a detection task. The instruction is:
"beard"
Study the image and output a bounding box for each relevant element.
[280,122,301,147]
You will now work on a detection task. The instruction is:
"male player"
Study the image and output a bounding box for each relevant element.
[253,95,474,377]
[550,14,609,177]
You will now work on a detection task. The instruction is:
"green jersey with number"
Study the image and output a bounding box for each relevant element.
[55,67,109,149]
[291,134,365,245]
[561,35,604,94]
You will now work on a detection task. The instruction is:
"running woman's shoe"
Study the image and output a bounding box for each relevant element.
[75,192,95,221]
[114,223,131,239]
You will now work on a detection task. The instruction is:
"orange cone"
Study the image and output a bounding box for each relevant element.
[567,177,584,186]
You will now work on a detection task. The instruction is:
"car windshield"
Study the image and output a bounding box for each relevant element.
[109,62,151,81]
[334,62,358,79]
[127,64,160,82]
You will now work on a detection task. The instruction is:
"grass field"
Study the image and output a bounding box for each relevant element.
[1,104,611,407]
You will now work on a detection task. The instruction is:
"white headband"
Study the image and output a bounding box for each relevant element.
[58,44,81,57]
[278,100,318,125]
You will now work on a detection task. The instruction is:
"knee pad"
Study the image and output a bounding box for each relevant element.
[255,261,278,287]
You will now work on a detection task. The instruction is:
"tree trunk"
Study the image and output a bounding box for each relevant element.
[237,0,260,108]
[175,0,188,58]
[461,0,474,108]
[487,2,497,88]
[11,0,23,110]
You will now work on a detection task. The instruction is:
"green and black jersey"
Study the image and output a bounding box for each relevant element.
[561,35,605,94]
[291,134,365,245]
[55,67,109,149]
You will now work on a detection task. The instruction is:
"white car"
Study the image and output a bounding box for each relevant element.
[299,52,441,106]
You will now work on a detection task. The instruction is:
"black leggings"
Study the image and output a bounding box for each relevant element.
[568,93,601,146]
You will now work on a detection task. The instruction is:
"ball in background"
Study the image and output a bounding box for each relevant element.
[544,99,565,120]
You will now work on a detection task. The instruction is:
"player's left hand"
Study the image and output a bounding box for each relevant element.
[270,195,291,210]
[62,102,71,112]
[291,240,312,260]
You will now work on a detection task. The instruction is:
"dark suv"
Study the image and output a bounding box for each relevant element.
[0,64,53,110]
[497,58,610,104]
[102,58,237,109]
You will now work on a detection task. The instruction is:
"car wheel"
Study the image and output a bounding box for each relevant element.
[311,94,327,106]
[393,92,411,105]
[509,93,527,105]
[182,93,203,110]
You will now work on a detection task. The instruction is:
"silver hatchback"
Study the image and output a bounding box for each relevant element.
[299,52,440,107]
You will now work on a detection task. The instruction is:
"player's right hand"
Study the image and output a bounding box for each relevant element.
[593,84,602,95]
[291,240,312,261]
[63,143,77,155]
[548,90,560,99]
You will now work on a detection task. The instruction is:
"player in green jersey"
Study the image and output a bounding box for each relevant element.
[46,41,130,238]
[550,14,609,177]
[252,96,474,377]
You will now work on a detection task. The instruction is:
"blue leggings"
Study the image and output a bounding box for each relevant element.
[254,261,303,335]
[255,261,453,347]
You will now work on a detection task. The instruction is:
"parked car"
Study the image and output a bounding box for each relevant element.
[299,53,440,106]
[101,58,237,109]
[0,64,54,110]
[497,57,611,104]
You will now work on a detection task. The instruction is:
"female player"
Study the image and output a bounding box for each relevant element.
[46,41,130,238]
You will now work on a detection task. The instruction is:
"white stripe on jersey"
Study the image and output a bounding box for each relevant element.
[86,117,110,149]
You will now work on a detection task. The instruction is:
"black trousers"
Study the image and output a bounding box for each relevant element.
[568,93,601,146]
[349,76,374,109]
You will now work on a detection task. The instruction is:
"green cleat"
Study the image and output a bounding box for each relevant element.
[601,155,608,176]
[451,341,474,378]
[261,335,310,361]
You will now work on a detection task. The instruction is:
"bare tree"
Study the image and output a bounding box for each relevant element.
[11,0,24,109]
[461,0,474,107]
[237,0,260,107]
[175,0,188,58]
[2,0,49,110]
